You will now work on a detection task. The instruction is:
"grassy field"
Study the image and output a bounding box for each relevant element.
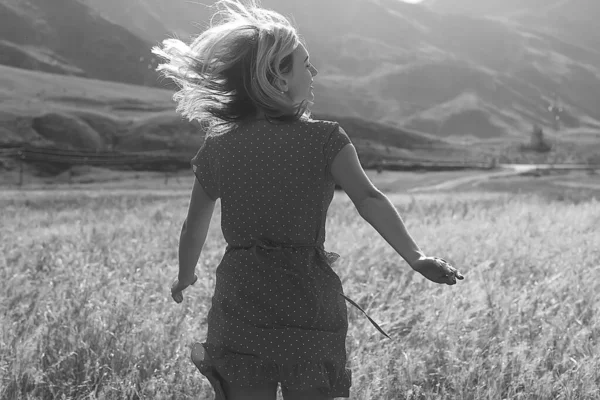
[1,173,600,400]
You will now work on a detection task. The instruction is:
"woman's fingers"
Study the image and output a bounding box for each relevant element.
[445,267,464,280]
[171,279,186,303]
[171,275,199,304]
[442,270,456,285]
[411,257,465,285]
[436,258,464,284]
[172,291,183,303]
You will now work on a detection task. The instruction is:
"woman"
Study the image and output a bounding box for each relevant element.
[154,1,463,399]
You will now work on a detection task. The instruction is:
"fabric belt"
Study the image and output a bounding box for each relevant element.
[225,237,392,340]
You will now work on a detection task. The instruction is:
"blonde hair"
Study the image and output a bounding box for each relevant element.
[152,0,310,136]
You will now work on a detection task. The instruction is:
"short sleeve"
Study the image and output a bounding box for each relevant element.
[190,135,220,201]
[323,123,352,176]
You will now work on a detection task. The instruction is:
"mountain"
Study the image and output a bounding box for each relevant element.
[0,0,161,86]
[1,64,461,165]
[78,0,600,138]
[1,0,599,142]
[77,0,208,42]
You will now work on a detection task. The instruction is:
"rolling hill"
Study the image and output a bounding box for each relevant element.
[1,64,470,169]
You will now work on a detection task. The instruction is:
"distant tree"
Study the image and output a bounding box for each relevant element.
[521,124,551,153]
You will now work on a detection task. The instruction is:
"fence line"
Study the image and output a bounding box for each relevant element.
[1,145,495,168]
[2,145,598,169]
[0,145,193,166]
[0,146,198,187]
[2,145,598,188]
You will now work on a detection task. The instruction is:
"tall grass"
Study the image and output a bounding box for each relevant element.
[1,188,599,399]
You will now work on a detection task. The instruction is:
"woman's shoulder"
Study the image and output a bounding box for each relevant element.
[205,118,341,143]
[297,116,340,132]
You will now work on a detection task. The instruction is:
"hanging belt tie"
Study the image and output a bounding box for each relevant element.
[225,237,392,340]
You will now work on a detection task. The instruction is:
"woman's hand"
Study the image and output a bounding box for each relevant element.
[410,257,464,285]
[171,274,198,304]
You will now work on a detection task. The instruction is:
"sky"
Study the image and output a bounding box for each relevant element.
[400,0,424,3]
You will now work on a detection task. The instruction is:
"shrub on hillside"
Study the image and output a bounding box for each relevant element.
[32,113,104,150]
[73,111,124,150]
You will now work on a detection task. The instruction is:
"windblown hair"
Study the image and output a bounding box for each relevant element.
[152,0,309,136]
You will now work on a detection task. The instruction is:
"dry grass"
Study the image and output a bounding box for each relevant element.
[1,179,600,399]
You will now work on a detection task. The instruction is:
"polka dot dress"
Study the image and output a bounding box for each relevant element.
[190,118,353,398]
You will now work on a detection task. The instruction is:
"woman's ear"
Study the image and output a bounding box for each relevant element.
[276,77,289,93]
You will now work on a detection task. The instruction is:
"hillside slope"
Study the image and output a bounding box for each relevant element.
[1,65,463,165]
[0,0,162,86]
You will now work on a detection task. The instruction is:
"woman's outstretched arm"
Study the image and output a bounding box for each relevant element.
[172,177,216,303]
[331,140,463,285]
[331,143,424,265]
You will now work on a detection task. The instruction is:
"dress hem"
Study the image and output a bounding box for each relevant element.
[191,342,351,398]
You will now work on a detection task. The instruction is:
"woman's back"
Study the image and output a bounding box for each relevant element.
[162,2,463,399]
[193,118,350,247]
